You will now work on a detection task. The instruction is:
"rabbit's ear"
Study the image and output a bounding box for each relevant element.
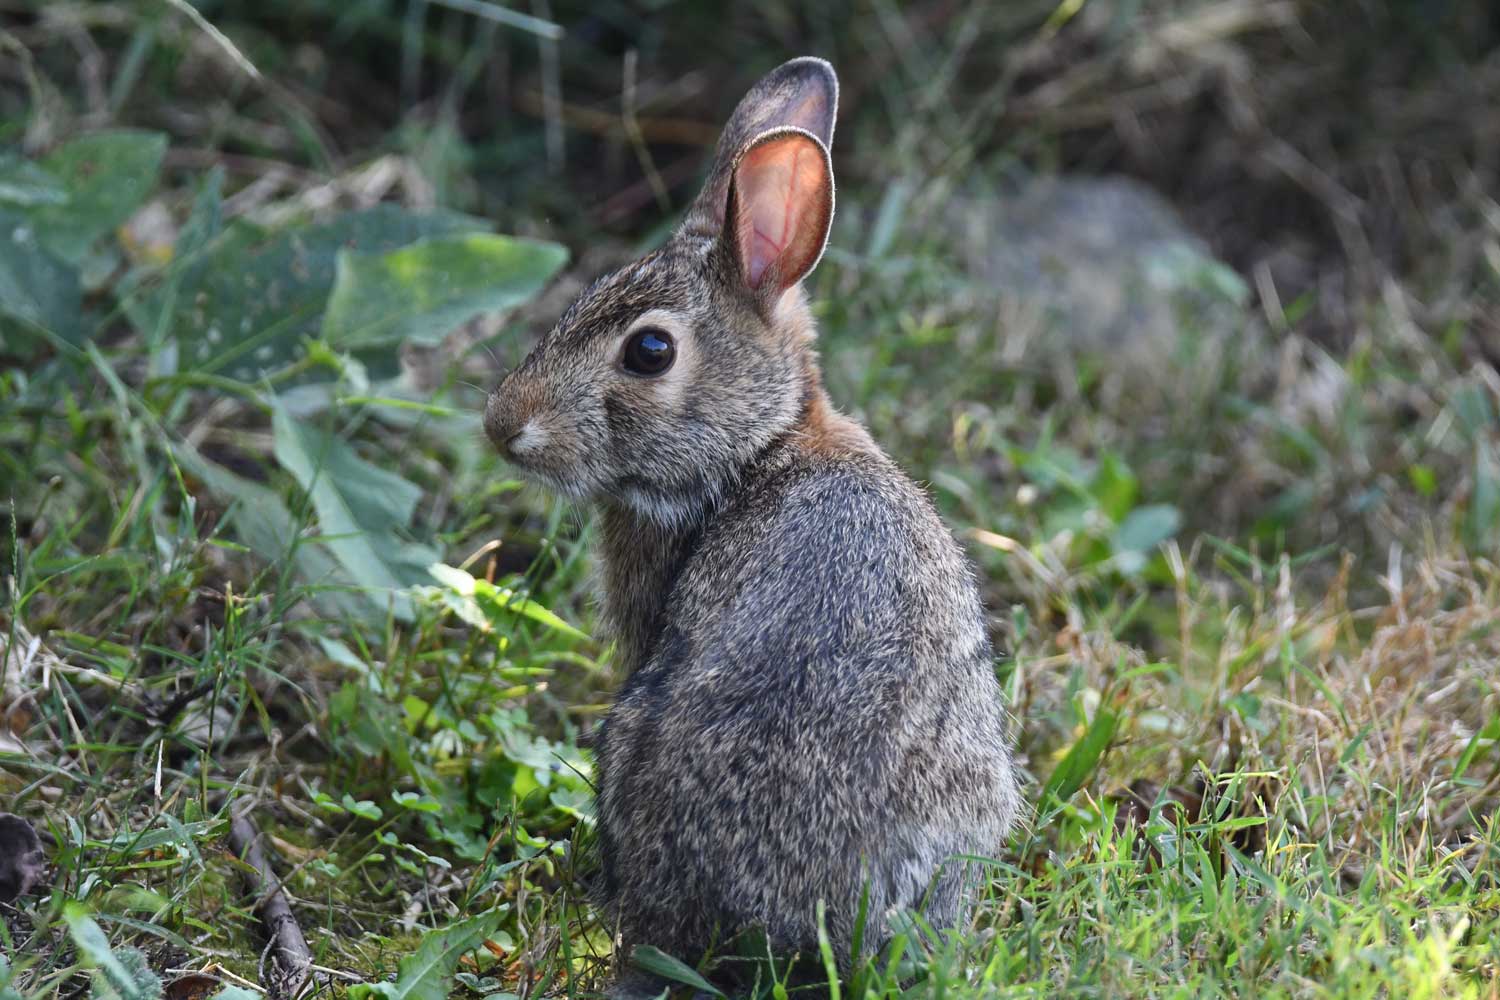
[722,127,834,300]
[681,57,837,239]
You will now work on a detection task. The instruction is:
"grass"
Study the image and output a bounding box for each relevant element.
[3,1,1500,998]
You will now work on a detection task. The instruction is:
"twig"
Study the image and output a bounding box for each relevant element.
[161,0,263,82]
[158,0,340,165]
[622,49,672,213]
[513,89,719,146]
[427,0,562,39]
[533,0,564,172]
[596,152,702,226]
[229,810,315,1000]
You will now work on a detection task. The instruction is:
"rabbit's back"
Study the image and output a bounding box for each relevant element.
[593,441,1018,962]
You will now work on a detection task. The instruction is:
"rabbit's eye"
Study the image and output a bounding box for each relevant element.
[622,328,676,376]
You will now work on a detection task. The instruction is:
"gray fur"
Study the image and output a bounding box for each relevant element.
[484,57,1019,981]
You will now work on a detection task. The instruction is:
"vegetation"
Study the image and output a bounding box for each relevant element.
[2,1,1498,998]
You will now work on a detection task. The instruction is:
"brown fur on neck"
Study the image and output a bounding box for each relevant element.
[771,286,880,459]
[793,368,878,459]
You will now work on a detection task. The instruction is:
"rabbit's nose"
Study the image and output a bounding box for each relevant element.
[484,386,546,461]
[483,390,520,453]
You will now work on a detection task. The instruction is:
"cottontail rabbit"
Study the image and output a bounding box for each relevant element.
[485,57,1019,992]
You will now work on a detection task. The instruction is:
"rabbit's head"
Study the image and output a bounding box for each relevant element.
[484,58,838,526]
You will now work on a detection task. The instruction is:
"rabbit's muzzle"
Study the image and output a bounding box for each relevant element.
[484,366,606,502]
[483,377,548,464]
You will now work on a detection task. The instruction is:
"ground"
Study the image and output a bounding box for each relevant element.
[2,1,1499,998]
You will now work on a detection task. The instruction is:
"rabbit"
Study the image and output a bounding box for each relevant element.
[484,56,1020,994]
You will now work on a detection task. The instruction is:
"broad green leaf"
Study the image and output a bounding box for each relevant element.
[0,208,82,346]
[1091,452,1138,523]
[318,636,368,672]
[27,130,167,264]
[631,945,724,997]
[428,563,588,640]
[131,206,489,378]
[272,403,438,619]
[321,232,567,349]
[312,790,345,813]
[1041,708,1118,807]
[118,168,224,371]
[0,952,21,1000]
[172,441,374,621]
[393,791,443,813]
[549,786,594,821]
[1466,440,1499,553]
[429,562,481,594]
[348,911,502,1000]
[64,906,162,1000]
[475,580,589,641]
[341,794,383,821]
[177,168,225,261]
[90,947,162,1000]
[1113,504,1181,556]
[1450,381,1494,439]
[208,989,263,1000]
[277,409,422,535]
[0,155,67,206]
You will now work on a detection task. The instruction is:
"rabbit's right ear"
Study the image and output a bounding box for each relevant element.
[720,127,834,305]
[680,57,838,239]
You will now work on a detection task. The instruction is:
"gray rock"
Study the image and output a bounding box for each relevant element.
[952,175,1250,376]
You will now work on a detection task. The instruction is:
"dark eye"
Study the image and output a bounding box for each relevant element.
[622,327,676,376]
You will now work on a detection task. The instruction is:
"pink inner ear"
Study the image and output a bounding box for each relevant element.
[710,95,829,232]
[735,136,829,290]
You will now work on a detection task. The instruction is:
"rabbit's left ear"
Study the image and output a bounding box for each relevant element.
[721,128,834,301]
[681,57,837,240]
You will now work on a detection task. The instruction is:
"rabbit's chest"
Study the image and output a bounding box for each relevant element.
[595,503,706,674]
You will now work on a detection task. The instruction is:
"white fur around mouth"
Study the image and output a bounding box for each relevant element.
[508,421,548,456]
[506,460,591,501]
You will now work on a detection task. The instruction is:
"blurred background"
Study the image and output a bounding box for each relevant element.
[10,0,1499,329]
[6,0,1500,545]
[3,1,1500,996]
